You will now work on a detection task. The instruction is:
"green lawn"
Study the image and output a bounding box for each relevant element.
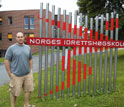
[0,49,124,107]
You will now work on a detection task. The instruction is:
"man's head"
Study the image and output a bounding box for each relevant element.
[16,32,24,45]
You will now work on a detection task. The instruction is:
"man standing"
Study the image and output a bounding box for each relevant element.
[4,32,35,107]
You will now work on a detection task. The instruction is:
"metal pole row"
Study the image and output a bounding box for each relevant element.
[38,3,119,98]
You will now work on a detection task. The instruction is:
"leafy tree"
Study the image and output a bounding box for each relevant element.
[77,0,124,40]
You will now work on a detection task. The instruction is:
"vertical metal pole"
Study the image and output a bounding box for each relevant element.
[72,10,77,97]
[38,3,43,98]
[56,8,61,99]
[109,12,114,92]
[50,5,55,98]
[44,3,49,98]
[83,15,88,96]
[104,13,109,94]
[94,16,98,94]
[78,13,83,96]
[113,14,119,91]
[67,12,72,97]
[61,10,66,98]
[99,15,104,92]
[88,18,93,94]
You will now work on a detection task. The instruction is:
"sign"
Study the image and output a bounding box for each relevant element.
[27,37,124,48]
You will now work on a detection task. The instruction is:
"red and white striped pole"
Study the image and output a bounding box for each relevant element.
[67,12,72,97]
[78,13,83,96]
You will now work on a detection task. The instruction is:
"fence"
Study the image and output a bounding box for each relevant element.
[27,3,120,99]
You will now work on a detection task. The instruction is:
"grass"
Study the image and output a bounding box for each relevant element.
[0,49,124,107]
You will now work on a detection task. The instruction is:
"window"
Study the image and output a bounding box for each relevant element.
[0,17,3,25]
[24,33,34,44]
[8,16,12,25]
[0,33,2,40]
[8,33,13,42]
[24,16,34,29]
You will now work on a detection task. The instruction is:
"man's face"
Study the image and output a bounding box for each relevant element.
[16,32,24,45]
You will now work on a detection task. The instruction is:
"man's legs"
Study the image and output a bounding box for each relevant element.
[10,93,16,107]
[24,92,30,107]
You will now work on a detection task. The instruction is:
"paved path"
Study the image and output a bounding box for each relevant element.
[0,47,92,86]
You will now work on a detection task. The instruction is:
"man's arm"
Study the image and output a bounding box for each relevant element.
[4,59,11,78]
[29,58,33,72]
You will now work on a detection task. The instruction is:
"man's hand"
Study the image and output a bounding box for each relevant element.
[4,59,11,78]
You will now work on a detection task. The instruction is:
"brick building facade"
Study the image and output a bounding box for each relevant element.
[0,9,80,57]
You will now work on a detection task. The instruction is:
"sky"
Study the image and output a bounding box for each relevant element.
[0,0,79,13]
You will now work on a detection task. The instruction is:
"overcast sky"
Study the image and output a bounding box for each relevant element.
[0,0,78,13]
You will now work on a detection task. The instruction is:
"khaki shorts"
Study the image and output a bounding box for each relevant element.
[9,72,34,96]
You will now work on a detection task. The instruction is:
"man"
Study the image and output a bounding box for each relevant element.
[4,32,35,107]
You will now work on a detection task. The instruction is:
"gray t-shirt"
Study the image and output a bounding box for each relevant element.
[5,43,32,76]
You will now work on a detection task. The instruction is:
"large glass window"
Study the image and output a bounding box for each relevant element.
[24,16,34,29]
[0,17,3,25]
[8,16,13,25]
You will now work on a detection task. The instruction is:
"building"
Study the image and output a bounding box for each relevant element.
[0,9,80,57]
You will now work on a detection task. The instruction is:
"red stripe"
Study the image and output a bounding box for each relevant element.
[89,66,92,75]
[111,18,114,31]
[51,20,55,25]
[110,38,113,41]
[106,21,109,30]
[56,86,59,92]
[78,61,81,82]
[44,93,47,96]
[105,36,108,50]
[105,36,108,41]
[116,18,119,28]
[46,19,49,22]
[95,31,98,40]
[79,26,82,37]
[63,22,66,30]
[73,47,76,55]
[83,64,87,79]
[72,59,76,85]
[90,47,92,53]
[90,29,93,40]
[50,90,53,95]
[84,28,88,40]
[79,47,82,54]
[74,25,77,35]
[68,24,71,33]
[84,47,87,53]
[57,21,60,28]
[100,33,103,51]
[62,56,65,71]
[67,49,71,88]
[61,82,64,90]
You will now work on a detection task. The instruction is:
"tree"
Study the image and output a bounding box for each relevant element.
[77,0,124,40]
